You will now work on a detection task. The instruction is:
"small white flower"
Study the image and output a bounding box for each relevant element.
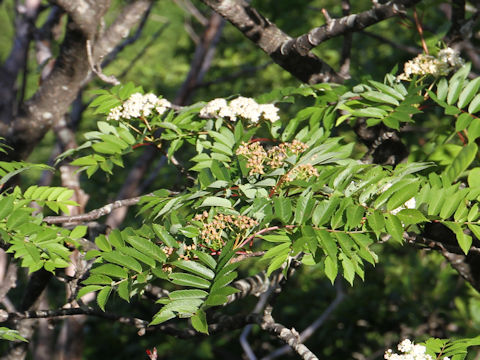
[199,96,279,124]
[106,92,171,120]
[397,47,464,81]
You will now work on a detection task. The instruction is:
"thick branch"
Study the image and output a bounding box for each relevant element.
[0,0,152,161]
[53,0,110,39]
[260,306,318,360]
[201,0,341,84]
[281,0,421,57]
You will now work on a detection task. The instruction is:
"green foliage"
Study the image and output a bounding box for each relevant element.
[423,336,480,360]
[5,56,480,355]
[0,327,28,342]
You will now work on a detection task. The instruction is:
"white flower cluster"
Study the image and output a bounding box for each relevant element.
[199,96,279,123]
[397,47,464,81]
[385,339,449,360]
[107,93,172,121]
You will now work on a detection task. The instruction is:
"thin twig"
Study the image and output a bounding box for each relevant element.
[86,39,120,85]
[263,279,345,360]
[42,195,148,224]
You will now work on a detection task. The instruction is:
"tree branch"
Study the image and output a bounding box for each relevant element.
[43,195,147,225]
[200,0,341,84]
[260,305,318,360]
[281,0,421,57]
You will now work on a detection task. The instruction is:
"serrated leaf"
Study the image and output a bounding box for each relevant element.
[444,143,477,184]
[367,210,385,234]
[152,224,178,249]
[340,254,355,285]
[117,281,130,302]
[199,196,232,208]
[70,225,88,239]
[273,197,292,224]
[119,247,156,268]
[0,196,14,220]
[169,289,208,300]
[294,193,315,224]
[445,222,472,254]
[77,285,103,299]
[125,234,167,262]
[169,273,210,289]
[82,274,113,285]
[468,93,480,113]
[362,91,399,105]
[396,209,428,225]
[91,264,128,278]
[191,250,216,269]
[102,251,142,273]
[191,309,208,334]
[97,286,112,311]
[172,260,215,279]
[385,214,404,243]
[458,77,480,109]
[324,256,338,284]
[95,235,112,252]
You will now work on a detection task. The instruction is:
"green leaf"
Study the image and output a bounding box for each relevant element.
[274,197,292,224]
[385,214,404,244]
[77,285,103,299]
[437,77,448,101]
[199,196,232,208]
[468,224,480,241]
[456,113,473,132]
[262,242,291,260]
[458,77,480,109]
[0,327,28,342]
[361,91,399,105]
[340,254,355,285]
[396,209,428,225]
[70,225,88,239]
[117,281,130,302]
[172,260,215,279]
[445,222,472,254]
[82,274,113,285]
[312,197,340,226]
[96,286,112,311]
[191,309,208,334]
[102,251,143,273]
[191,250,216,270]
[468,93,480,113]
[95,235,112,252]
[90,264,128,278]
[294,192,315,224]
[367,210,385,235]
[125,234,167,262]
[0,196,14,220]
[152,224,179,249]
[386,182,419,211]
[169,273,211,289]
[444,143,477,184]
[316,229,338,259]
[169,289,208,300]
[324,256,338,284]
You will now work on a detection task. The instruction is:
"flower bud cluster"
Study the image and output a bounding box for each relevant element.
[384,339,449,360]
[286,164,319,182]
[397,47,464,81]
[236,140,310,176]
[178,243,198,261]
[199,96,279,123]
[193,211,258,250]
[107,93,172,121]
